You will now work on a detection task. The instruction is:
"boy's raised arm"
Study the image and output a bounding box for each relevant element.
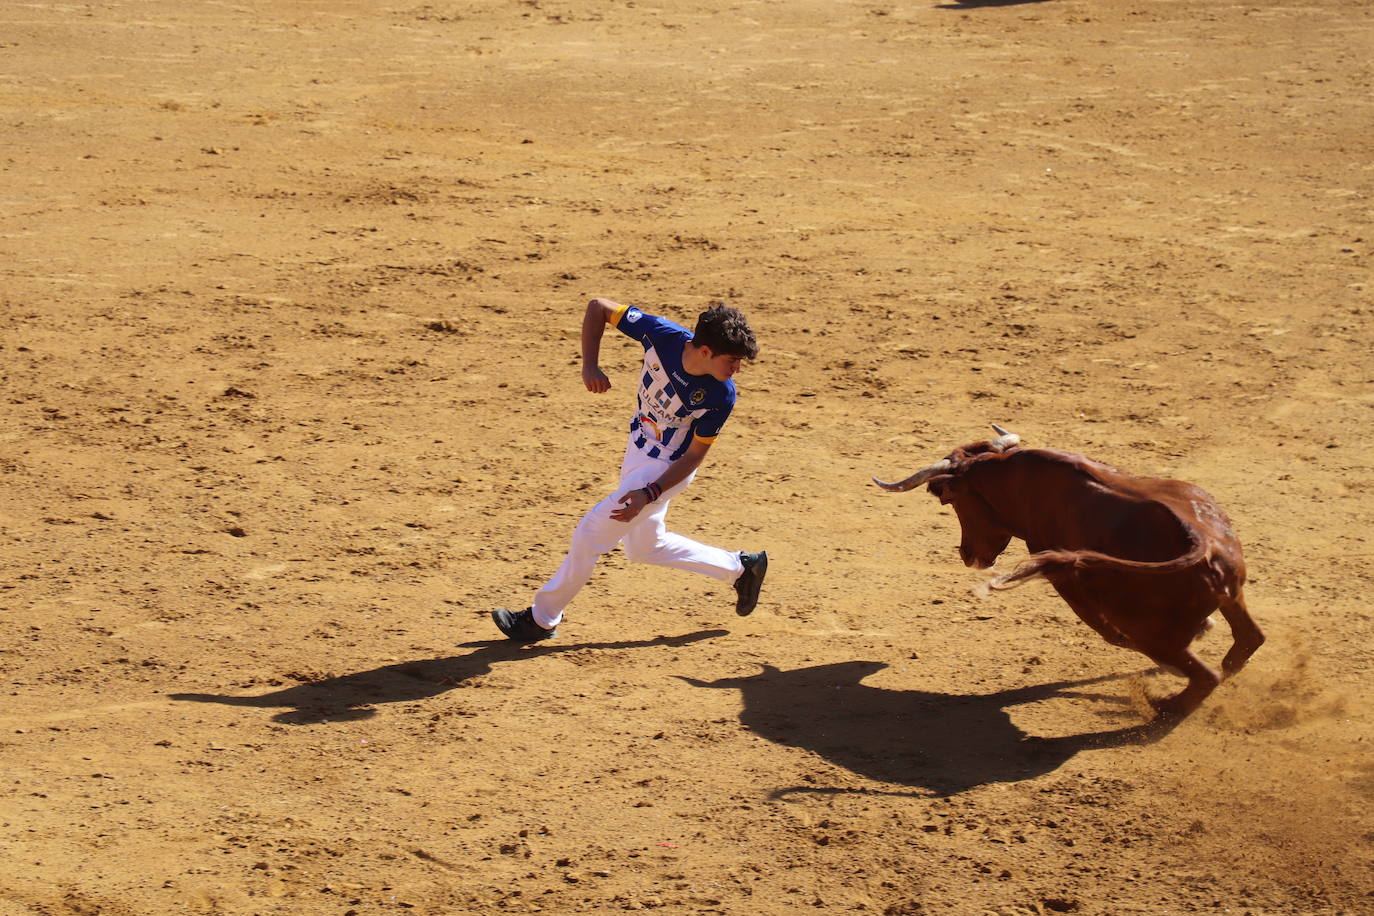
[581,298,619,393]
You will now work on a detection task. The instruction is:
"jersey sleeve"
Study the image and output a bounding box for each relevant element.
[691,390,735,441]
[608,301,633,329]
[613,305,683,345]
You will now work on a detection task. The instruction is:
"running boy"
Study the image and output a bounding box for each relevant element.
[491,297,767,641]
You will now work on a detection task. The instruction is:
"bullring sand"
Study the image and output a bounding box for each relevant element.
[1,1,1371,914]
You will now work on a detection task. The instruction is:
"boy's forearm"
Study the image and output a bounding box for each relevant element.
[652,448,706,494]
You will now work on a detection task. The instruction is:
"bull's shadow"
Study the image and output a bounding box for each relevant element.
[170,629,727,725]
[937,0,1056,9]
[682,660,1173,797]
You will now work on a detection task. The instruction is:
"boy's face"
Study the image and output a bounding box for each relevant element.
[703,347,745,381]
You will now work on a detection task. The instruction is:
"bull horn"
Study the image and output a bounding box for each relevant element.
[872,458,953,492]
[989,424,1020,452]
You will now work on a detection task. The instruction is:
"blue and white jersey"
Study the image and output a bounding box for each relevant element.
[611,304,735,462]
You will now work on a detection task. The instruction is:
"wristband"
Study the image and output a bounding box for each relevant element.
[643,482,663,502]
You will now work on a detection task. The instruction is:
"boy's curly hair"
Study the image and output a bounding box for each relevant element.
[692,304,759,360]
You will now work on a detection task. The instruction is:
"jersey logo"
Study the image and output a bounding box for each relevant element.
[690,389,706,405]
[625,307,642,323]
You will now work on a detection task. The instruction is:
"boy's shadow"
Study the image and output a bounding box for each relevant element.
[681,660,1175,797]
[170,629,728,725]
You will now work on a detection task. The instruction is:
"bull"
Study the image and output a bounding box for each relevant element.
[873,426,1264,718]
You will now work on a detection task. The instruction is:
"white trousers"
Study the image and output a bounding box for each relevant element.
[530,439,744,628]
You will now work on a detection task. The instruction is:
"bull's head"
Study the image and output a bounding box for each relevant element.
[873,425,1021,569]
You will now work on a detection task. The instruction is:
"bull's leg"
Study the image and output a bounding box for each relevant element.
[1194,615,1216,641]
[1137,642,1222,719]
[1216,590,1264,677]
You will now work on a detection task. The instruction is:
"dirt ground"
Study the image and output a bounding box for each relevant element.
[2,0,1371,914]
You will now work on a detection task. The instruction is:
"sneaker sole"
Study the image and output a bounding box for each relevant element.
[735,552,768,616]
[491,609,556,642]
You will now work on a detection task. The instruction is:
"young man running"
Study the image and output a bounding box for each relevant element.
[492,297,767,641]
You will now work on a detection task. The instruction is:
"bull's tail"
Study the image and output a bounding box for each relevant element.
[986,540,1210,592]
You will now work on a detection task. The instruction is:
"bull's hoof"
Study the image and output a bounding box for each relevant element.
[1149,700,1187,723]
[1149,691,1204,721]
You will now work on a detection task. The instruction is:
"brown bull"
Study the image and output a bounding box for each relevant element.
[874,426,1264,718]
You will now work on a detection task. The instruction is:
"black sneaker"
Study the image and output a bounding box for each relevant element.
[734,550,768,616]
[491,607,556,642]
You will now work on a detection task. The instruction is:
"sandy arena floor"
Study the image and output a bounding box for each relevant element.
[1,1,1371,913]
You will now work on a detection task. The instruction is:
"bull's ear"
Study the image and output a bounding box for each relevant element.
[928,477,957,505]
